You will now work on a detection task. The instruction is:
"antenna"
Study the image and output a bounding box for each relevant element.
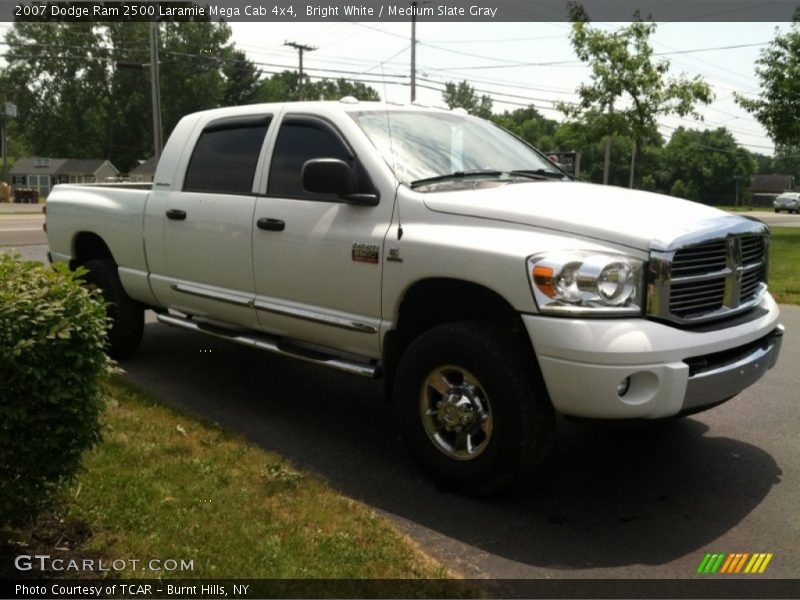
[379,63,402,240]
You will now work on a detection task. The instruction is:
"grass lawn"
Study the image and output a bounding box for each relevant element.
[22,377,462,584]
[768,227,800,305]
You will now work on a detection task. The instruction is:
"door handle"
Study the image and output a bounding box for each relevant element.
[166,209,187,221]
[257,218,285,232]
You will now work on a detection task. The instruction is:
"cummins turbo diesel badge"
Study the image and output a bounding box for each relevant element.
[352,242,379,264]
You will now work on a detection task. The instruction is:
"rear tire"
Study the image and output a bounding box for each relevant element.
[82,259,144,359]
[393,321,554,495]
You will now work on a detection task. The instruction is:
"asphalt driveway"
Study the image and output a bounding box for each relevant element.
[112,306,800,585]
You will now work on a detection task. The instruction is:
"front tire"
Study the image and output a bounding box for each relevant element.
[393,321,554,495]
[82,259,144,359]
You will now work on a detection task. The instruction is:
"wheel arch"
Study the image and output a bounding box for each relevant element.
[71,231,115,269]
[383,277,536,398]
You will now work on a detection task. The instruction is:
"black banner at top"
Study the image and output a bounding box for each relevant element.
[3,0,800,23]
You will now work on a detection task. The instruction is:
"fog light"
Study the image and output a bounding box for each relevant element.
[617,377,631,397]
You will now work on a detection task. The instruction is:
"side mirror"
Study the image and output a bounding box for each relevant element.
[301,158,379,206]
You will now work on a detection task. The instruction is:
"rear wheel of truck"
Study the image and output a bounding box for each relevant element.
[394,321,554,495]
[82,259,144,359]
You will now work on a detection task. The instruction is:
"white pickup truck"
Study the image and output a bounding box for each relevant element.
[46,100,784,493]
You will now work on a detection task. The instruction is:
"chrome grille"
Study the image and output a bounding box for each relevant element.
[670,240,727,277]
[669,278,726,317]
[742,236,765,264]
[647,220,770,326]
[741,264,765,301]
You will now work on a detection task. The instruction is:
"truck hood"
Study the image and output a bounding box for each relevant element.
[422,181,743,251]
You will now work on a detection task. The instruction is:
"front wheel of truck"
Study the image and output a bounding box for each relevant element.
[394,321,554,495]
[82,259,144,359]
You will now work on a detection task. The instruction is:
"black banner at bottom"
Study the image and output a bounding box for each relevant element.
[3,578,800,599]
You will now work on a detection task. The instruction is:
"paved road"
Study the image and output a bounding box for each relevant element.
[746,210,800,228]
[4,218,798,586]
[0,212,46,250]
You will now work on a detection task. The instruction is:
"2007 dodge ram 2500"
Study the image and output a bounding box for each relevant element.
[46,100,784,493]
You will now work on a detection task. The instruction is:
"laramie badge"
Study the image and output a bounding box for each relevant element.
[352,242,380,264]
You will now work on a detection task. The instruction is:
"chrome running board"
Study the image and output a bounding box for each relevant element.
[156,313,382,379]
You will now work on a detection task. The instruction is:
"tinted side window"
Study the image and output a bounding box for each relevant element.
[184,120,270,194]
[268,120,352,198]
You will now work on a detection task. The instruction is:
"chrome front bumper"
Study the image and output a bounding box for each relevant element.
[682,324,784,411]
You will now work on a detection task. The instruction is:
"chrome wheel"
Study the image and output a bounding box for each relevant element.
[419,365,493,460]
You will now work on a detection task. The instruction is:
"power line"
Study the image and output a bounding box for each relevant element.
[427,41,773,71]
[424,33,567,44]
[657,123,775,152]
[0,27,777,153]
[361,45,410,75]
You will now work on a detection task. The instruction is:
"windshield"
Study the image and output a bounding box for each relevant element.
[349,110,563,186]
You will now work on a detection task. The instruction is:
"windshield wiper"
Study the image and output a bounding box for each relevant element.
[508,169,570,180]
[409,169,504,188]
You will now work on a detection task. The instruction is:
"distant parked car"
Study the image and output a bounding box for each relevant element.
[774,192,800,213]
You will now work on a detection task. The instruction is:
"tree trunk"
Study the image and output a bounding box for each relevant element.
[628,139,637,189]
[604,103,614,185]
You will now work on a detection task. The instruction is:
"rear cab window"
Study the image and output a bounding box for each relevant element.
[184,116,272,195]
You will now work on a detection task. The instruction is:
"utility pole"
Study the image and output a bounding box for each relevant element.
[1,98,16,184]
[1,96,7,184]
[603,102,613,185]
[410,1,417,102]
[149,22,163,159]
[284,41,316,100]
[734,175,743,207]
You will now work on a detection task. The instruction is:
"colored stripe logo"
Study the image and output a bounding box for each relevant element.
[696,552,773,574]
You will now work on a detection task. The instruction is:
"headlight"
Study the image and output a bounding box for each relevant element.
[527,251,644,316]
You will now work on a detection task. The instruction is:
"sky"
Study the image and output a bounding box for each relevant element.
[227,20,791,155]
[0,19,792,155]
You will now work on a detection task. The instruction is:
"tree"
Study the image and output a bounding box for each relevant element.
[222,50,261,106]
[747,145,800,178]
[661,127,756,204]
[5,22,380,172]
[554,114,664,186]
[3,21,237,172]
[736,19,800,147]
[0,69,30,179]
[492,105,558,148]
[3,23,110,160]
[256,70,303,102]
[158,21,233,138]
[442,80,493,118]
[770,145,800,178]
[561,5,713,188]
[105,23,153,170]
[256,71,380,103]
[313,78,380,101]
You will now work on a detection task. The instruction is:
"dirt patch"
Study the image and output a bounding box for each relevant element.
[1,508,99,579]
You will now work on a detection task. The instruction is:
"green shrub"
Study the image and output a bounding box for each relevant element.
[0,255,109,527]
